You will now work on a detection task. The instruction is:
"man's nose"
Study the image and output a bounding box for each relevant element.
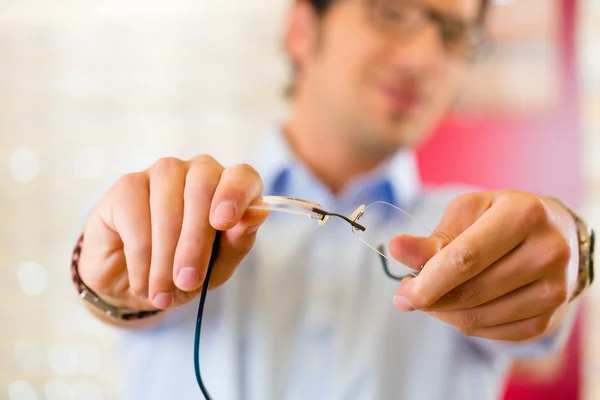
[388,22,447,78]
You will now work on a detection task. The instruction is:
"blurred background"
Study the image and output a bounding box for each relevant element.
[0,0,598,399]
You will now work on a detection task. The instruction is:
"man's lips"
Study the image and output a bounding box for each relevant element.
[379,84,422,114]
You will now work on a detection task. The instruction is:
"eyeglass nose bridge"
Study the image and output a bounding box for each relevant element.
[350,204,366,222]
[312,207,366,231]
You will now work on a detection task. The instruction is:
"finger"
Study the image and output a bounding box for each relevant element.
[426,279,566,331]
[173,156,224,293]
[209,163,264,231]
[147,158,187,308]
[204,163,266,289]
[207,208,270,289]
[388,233,443,271]
[422,238,542,312]
[454,312,556,342]
[389,193,494,269]
[424,227,570,311]
[99,173,152,299]
[404,198,533,309]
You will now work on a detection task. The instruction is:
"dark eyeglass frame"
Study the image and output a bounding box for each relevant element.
[364,0,490,61]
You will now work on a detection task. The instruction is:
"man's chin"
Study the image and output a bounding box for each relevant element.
[352,128,412,158]
[365,100,441,150]
[374,118,424,149]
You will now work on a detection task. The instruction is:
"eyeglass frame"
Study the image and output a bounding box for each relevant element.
[361,0,491,61]
[194,195,422,399]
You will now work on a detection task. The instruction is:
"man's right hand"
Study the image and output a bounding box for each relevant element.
[77,155,268,317]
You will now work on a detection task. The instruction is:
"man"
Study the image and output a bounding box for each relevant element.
[73,0,594,399]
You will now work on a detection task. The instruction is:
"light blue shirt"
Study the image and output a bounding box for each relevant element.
[116,128,574,400]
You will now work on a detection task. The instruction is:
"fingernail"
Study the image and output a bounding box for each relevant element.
[394,295,415,312]
[153,292,174,309]
[176,267,201,291]
[399,278,414,294]
[245,224,261,235]
[212,202,235,225]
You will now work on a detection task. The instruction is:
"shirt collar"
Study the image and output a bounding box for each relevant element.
[249,126,423,210]
[249,125,299,194]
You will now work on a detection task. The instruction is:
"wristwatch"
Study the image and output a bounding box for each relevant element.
[71,233,163,320]
[556,201,595,302]
[569,210,594,302]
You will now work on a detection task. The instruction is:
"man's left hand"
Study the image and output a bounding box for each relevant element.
[390,190,578,342]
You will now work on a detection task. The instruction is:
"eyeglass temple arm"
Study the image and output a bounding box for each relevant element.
[311,208,366,231]
[249,195,366,231]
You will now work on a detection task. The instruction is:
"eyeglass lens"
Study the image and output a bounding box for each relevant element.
[368,0,485,58]
[351,201,433,278]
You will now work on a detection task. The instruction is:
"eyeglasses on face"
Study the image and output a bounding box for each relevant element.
[364,0,489,61]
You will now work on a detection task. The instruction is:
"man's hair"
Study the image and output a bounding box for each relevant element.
[307,0,333,15]
[285,0,491,97]
[307,0,491,21]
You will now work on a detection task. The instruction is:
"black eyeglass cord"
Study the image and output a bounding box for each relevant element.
[193,214,397,399]
[195,230,222,400]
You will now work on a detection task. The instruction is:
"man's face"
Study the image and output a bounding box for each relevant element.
[293,0,482,155]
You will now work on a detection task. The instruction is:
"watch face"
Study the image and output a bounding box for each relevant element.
[590,228,595,285]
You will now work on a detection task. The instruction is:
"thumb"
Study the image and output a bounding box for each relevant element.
[389,234,443,270]
[389,193,493,269]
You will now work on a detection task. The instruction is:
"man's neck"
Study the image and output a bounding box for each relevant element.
[283,103,389,195]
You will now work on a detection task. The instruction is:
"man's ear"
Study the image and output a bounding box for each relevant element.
[282,1,321,74]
